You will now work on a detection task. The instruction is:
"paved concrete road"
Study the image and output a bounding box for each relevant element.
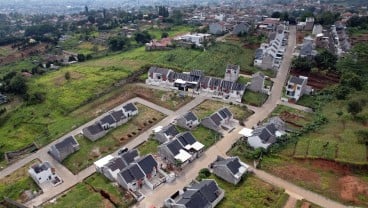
[277,100,314,113]
[139,26,346,208]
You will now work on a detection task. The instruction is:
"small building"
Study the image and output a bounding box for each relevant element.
[210,156,249,185]
[49,136,80,162]
[208,77,223,93]
[117,163,146,192]
[247,117,286,150]
[100,156,127,181]
[299,36,316,59]
[158,139,192,167]
[209,22,227,35]
[233,22,250,35]
[155,124,180,144]
[176,112,200,130]
[224,64,240,82]
[176,132,205,158]
[82,124,107,142]
[99,114,117,130]
[164,179,225,208]
[248,72,265,93]
[119,149,140,164]
[174,33,212,48]
[122,103,138,117]
[230,82,247,102]
[285,76,309,102]
[146,66,172,86]
[201,108,234,133]
[28,162,62,187]
[145,38,173,51]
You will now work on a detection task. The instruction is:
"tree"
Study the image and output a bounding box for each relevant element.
[314,50,337,71]
[341,72,363,91]
[77,54,86,62]
[171,9,184,25]
[356,130,368,145]
[292,57,312,72]
[347,100,362,116]
[8,75,27,95]
[108,36,129,51]
[134,31,152,44]
[161,32,169,38]
[334,86,350,100]
[271,11,281,18]
[65,72,71,81]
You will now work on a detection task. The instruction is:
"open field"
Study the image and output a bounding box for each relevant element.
[192,100,253,122]
[0,159,41,203]
[191,125,221,148]
[137,138,159,156]
[44,173,135,208]
[0,29,262,164]
[242,91,268,107]
[63,104,165,174]
[205,174,288,208]
[270,105,314,130]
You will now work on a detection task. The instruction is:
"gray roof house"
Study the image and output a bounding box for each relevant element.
[99,114,117,130]
[230,82,247,103]
[233,22,250,35]
[147,66,172,84]
[176,112,200,130]
[248,72,265,93]
[82,123,107,141]
[176,132,205,157]
[247,117,286,149]
[122,103,138,117]
[117,163,146,191]
[210,156,249,185]
[201,108,233,133]
[164,179,225,208]
[155,124,180,144]
[49,136,80,162]
[224,64,240,82]
[285,75,309,101]
[0,93,8,104]
[209,22,227,35]
[101,157,128,181]
[119,149,140,164]
[158,138,193,167]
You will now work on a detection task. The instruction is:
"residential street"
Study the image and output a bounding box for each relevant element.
[1,26,346,208]
[139,26,346,208]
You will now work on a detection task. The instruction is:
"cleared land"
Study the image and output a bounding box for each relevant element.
[0,159,41,203]
[63,104,165,174]
[44,173,135,208]
[192,100,254,121]
[205,174,288,208]
[242,91,268,107]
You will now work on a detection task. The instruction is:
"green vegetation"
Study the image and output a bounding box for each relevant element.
[137,138,159,155]
[191,125,221,148]
[192,100,253,121]
[206,174,287,208]
[0,160,40,202]
[44,173,135,208]
[242,91,268,107]
[63,104,165,174]
[296,200,322,208]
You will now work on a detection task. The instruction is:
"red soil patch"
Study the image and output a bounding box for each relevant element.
[0,43,49,65]
[271,164,320,186]
[338,176,368,204]
[310,159,351,175]
[301,202,311,208]
[350,34,368,47]
[290,69,340,90]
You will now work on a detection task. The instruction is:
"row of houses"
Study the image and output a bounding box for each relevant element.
[82,103,138,141]
[146,65,246,102]
[94,149,170,200]
[254,24,288,71]
[209,21,250,36]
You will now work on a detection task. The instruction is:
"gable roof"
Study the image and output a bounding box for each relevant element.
[183,112,198,122]
[231,82,246,91]
[162,125,180,137]
[210,113,222,126]
[177,132,197,146]
[120,164,145,183]
[105,157,127,172]
[289,76,306,85]
[219,108,232,119]
[209,78,222,87]
[178,190,211,208]
[86,124,104,135]
[120,149,139,165]
[123,103,138,112]
[166,139,184,155]
[137,155,158,175]
[226,64,240,71]
[199,76,211,86]
[221,80,233,90]
[148,66,171,75]
[226,157,242,174]
[54,136,78,152]
[111,110,126,122]
[191,180,220,203]
[100,114,116,125]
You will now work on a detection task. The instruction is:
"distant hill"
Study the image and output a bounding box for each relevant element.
[320,0,368,6]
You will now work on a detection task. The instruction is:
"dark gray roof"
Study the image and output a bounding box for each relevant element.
[210,113,222,126]
[86,124,104,135]
[184,112,198,122]
[231,82,246,91]
[227,158,242,174]
[106,157,126,171]
[100,114,116,125]
[221,80,233,90]
[266,123,277,135]
[54,136,78,152]
[226,64,240,71]
[123,103,138,112]
[209,78,222,87]
[300,42,313,56]
[177,132,197,146]
[120,149,139,165]
[175,72,190,81]
[162,125,180,137]
[200,76,211,87]
[137,155,157,175]
[167,139,184,155]
[148,66,170,75]
[111,110,126,122]
[190,70,204,77]
[255,48,264,59]
[191,180,220,203]
[178,190,211,208]
[168,71,176,81]
[120,164,145,183]
[219,108,232,119]
[289,76,305,85]
[32,162,51,174]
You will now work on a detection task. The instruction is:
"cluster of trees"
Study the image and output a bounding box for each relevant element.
[347,16,368,30]
[0,72,27,96]
[292,50,338,72]
[134,31,152,45]
[271,9,340,26]
[108,36,130,51]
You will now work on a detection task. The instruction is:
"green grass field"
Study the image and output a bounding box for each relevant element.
[242,91,268,107]
[44,173,135,208]
[191,125,221,148]
[137,138,159,156]
[205,174,288,208]
[63,104,165,174]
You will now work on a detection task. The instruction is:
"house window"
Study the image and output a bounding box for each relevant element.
[297,86,301,90]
